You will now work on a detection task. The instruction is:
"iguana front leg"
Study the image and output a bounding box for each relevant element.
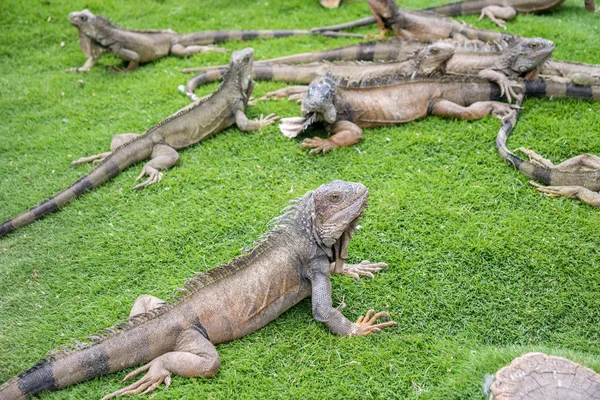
[133,143,180,190]
[300,120,363,155]
[66,52,103,72]
[171,43,227,57]
[430,99,519,121]
[308,258,396,336]
[102,327,220,399]
[70,133,140,167]
[530,182,600,208]
[478,6,517,29]
[234,110,280,131]
[478,69,520,103]
[330,260,389,280]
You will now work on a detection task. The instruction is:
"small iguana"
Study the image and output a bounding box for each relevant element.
[483,352,600,399]
[426,0,597,29]
[279,74,599,155]
[185,37,555,104]
[67,9,358,73]
[496,90,600,208]
[0,180,396,399]
[311,0,511,42]
[185,42,457,101]
[0,48,279,238]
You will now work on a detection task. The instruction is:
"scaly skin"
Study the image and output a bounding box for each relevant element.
[0,48,280,238]
[279,74,600,155]
[184,42,457,101]
[496,94,600,208]
[484,352,600,399]
[0,180,396,399]
[67,9,346,73]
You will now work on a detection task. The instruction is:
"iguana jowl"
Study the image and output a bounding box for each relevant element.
[67,9,351,73]
[279,74,599,155]
[496,92,600,208]
[0,48,279,238]
[0,180,396,399]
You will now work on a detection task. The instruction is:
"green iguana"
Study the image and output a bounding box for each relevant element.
[496,93,600,208]
[67,9,359,73]
[185,37,555,104]
[279,74,599,155]
[483,352,600,399]
[0,180,396,399]
[311,0,511,42]
[0,48,279,238]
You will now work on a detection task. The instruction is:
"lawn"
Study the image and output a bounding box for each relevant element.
[1,0,599,398]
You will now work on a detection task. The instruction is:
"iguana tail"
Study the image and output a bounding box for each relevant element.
[0,136,153,238]
[185,67,228,101]
[523,79,600,101]
[424,0,499,16]
[310,17,378,33]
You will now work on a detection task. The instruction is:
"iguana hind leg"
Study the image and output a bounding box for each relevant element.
[518,150,600,171]
[255,86,309,103]
[129,295,166,317]
[133,143,180,190]
[478,6,517,30]
[102,327,220,399]
[171,44,227,57]
[530,181,600,208]
[70,133,140,167]
[430,99,518,121]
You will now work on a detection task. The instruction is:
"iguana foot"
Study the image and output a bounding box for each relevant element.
[338,261,389,280]
[490,102,521,120]
[301,137,339,155]
[70,151,112,167]
[109,66,131,74]
[479,10,507,29]
[253,113,281,128]
[66,67,90,73]
[102,359,172,400]
[516,148,554,168]
[350,310,397,336]
[498,78,521,104]
[133,165,163,190]
[257,86,308,103]
[320,0,341,8]
[530,181,581,198]
[365,30,388,40]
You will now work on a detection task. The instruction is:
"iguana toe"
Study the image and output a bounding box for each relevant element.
[351,310,397,336]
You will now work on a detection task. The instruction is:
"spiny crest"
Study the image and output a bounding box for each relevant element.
[455,38,512,53]
[322,70,483,89]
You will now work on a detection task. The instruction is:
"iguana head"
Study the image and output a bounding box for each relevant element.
[509,37,555,78]
[301,75,337,125]
[312,180,369,269]
[226,47,255,95]
[68,9,96,28]
[417,42,455,75]
[69,9,112,53]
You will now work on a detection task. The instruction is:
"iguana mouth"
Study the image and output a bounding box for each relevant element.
[331,195,368,271]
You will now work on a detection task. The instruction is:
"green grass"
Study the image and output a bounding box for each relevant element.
[1,0,599,398]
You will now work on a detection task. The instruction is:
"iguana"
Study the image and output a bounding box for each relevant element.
[185,37,555,104]
[0,180,396,399]
[67,9,359,73]
[541,59,600,86]
[310,0,598,31]
[185,42,457,101]
[496,91,600,208]
[0,48,279,238]
[483,352,600,399]
[279,74,599,155]
[310,0,511,42]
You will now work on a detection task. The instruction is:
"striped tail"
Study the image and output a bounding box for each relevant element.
[424,0,498,16]
[310,16,378,33]
[185,68,228,101]
[524,78,600,101]
[0,137,152,238]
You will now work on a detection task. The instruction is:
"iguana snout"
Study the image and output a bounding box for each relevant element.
[68,9,95,27]
[301,76,337,125]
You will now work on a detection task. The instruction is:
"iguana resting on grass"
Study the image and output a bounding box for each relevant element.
[483,352,600,399]
[279,74,599,155]
[541,59,600,86]
[185,37,555,104]
[0,48,279,238]
[67,9,357,73]
[311,0,511,42]
[496,92,600,208]
[0,180,396,399]
[185,42,457,101]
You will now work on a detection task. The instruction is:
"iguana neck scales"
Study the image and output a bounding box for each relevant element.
[68,9,347,73]
[0,180,396,399]
[0,48,279,238]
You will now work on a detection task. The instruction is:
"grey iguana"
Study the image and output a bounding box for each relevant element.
[0,180,396,399]
[0,48,279,238]
[67,9,358,73]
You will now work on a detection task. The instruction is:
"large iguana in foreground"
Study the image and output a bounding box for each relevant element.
[185,37,554,104]
[0,180,396,399]
[67,9,357,73]
[496,94,600,208]
[484,352,600,399]
[279,74,599,155]
[0,48,279,238]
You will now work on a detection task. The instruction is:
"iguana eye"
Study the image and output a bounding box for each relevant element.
[329,193,341,202]
[529,42,539,48]
[80,15,88,22]
[430,48,439,54]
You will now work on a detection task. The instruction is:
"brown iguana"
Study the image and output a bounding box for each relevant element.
[0,48,279,238]
[483,352,600,399]
[0,180,396,399]
[185,42,457,101]
[279,74,599,155]
[310,0,511,42]
[67,9,359,73]
[541,59,600,86]
[185,37,555,104]
[496,92,600,208]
